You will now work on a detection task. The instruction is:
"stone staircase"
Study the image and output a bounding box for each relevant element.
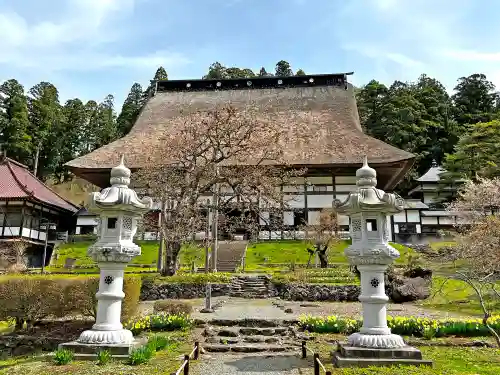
[202,241,247,272]
[201,319,300,354]
[229,275,271,298]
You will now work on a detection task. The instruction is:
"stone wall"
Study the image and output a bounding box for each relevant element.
[0,335,65,358]
[140,283,231,300]
[271,283,361,302]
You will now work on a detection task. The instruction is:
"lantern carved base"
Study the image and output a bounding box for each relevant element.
[347,332,405,348]
[77,328,134,345]
[333,342,433,368]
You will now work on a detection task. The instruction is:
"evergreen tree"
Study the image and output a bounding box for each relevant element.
[143,66,168,101]
[117,83,143,136]
[203,62,228,79]
[28,82,62,179]
[0,79,31,164]
[258,67,272,77]
[275,60,293,77]
[443,120,500,180]
[295,69,306,76]
[452,73,498,127]
[82,100,100,153]
[95,94,118,148]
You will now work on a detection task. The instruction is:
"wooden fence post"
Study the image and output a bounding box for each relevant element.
[184,354,190,375]
[194,341,199,360]
[301,341,307,359]
[313,353,320,375]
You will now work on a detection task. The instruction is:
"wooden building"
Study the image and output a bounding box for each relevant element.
[66,73,415,240]
[392,161,461,243]
[0,155,78,268]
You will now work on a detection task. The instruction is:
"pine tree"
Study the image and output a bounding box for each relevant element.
[117,83,143,136]
[143,67,168,101]
[0,79,31,164]
[28,82,62,179]
[95,94,118,148]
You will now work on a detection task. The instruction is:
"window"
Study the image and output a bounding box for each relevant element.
[366,219,378,231]
[399,223,417,234]
[107,217,117,229]
[312,185,328,192]
[293,210,307,227]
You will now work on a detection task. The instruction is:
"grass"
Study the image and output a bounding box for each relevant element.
[0,331,191,375]
[53,241,205,268]
[308,334,500,374]
[244,240,415,271]
[420,275,500,317]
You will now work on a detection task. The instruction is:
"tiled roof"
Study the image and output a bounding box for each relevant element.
[0,156,78,213]
[416,160,446,182]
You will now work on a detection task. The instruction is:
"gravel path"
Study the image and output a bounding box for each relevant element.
[192,353,311,375]
[140,297,466,320]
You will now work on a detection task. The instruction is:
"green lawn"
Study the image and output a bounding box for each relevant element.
[309,334,500,374]
[244,240,415,271]
[0,331,192,375]
[420,275,500,317]
[53,241,205,268]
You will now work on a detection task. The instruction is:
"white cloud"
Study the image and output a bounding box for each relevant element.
[0,0,189,73]
[442,49,500,62]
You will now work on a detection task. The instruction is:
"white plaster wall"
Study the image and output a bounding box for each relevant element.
[4,227,20,236]
[423,193,436,203]
[416,224,422,234]
[307,177,332,184]
[283,194,305,208]
[335,176,357,184]
[77,217,99,226]
[335,185,357,192]
[308,211,320,225]
[283,211,294,225]
[307,194,334,208]
[407,210,420,223]
[283,185,304,193]
[22,228,30,237]
[338,215,349,226]
[422,217,438,225]
[393,212,406,223]
[394,224,399,233]
[439,217,454,225]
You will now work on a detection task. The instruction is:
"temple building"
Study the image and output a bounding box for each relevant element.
[66,73,415,240]
[392,160,461,243]
[0,155,78,268]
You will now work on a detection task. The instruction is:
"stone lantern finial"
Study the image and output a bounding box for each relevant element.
[110,155,131,187]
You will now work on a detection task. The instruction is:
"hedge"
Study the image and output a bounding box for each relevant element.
[0,275,141,329]
[298,315,500,338]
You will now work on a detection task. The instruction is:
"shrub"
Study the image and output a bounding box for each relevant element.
[298,314,500,338]
[152,272,231,284]
[125,313,193,335]
[128,345,154,365]
[97,349,112,365]
[53,349,74,365]
[154,300,193,315]
[147,335,170,351]
[0,274,142,328]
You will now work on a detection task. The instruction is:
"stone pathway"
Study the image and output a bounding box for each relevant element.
[192,353,311,375]
[139,296,467,320]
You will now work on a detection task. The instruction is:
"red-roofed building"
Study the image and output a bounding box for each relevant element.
[0,154,78,269]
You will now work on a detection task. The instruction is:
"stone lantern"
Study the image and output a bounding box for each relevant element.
[61,156,152,356]
[332,157,431,367]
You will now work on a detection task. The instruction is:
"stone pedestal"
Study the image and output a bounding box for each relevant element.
[333,157,432,368]
[332,343,432,368]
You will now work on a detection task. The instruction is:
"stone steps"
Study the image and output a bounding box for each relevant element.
[229,275,271,298]
[201,319,299,354]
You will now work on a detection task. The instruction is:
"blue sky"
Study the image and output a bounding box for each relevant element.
[1,0,500,108]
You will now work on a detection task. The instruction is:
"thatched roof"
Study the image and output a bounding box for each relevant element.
[67,74,414,188]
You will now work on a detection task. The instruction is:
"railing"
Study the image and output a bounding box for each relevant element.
[170,341,200,375]
[301,341,331,375]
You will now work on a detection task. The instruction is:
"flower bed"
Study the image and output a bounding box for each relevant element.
[298,315,500,338]
[125,313,193,335]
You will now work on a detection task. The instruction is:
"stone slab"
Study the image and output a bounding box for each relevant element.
[59,337,147,358]
[339,344,423,359]
[333,342,432,368]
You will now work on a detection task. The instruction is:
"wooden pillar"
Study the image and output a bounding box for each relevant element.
[1,201,7,236]
[303,178,308,238]
[19,201,26,239]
